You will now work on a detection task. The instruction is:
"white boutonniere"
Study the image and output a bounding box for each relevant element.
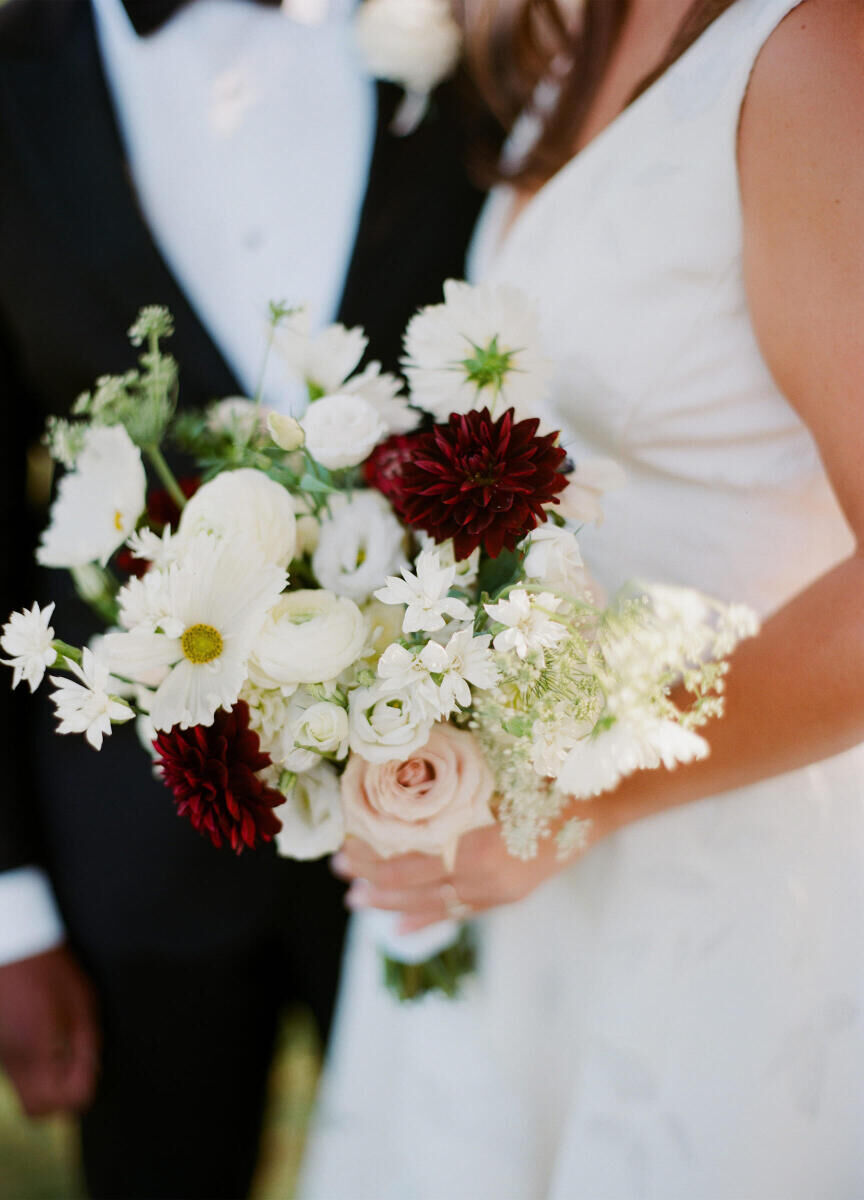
[353,0,462,135]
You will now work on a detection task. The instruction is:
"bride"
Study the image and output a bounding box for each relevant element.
[302,1,864,1195]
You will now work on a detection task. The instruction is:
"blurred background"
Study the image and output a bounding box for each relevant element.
[0,1009,320,1198]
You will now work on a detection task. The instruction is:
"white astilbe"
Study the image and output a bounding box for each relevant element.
[375,547,472,634]
[49,648,134,750]
[1,602,57,692]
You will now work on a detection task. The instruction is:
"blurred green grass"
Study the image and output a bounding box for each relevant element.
[0,1010,321,1200]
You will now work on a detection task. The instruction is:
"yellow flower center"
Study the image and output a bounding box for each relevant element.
[181,623,224,664]
[114,510,125,532]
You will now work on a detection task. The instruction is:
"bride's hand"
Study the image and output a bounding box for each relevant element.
[332,802,609,932]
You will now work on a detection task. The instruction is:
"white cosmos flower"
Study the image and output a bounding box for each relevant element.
[556,457,626,525]
[348,682,433,763]
[300,393,387,471]
[354,0,461,97]
[557,718,709,799]
[313,492,406,603]
[249,590,368,688]
[1,602,57,692]
[522,524,586,592]
[48,647,134,750]
[403,279,551,420]
[485,589,567,661]
[275,762,345,861]
[37,425,147,568]
[102,534,286,732]
[374,547,472,634]
[274,309,368,397]
[178,468,296,568]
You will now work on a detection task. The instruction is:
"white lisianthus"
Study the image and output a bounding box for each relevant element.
[342,363,420,434]
[178,468,297,568]
[48,648,134,750]
[418,533,480,590]
[485,589,567,661]
[275,762,345,861]
[1,602,57,692]
[267,412,305,452]
[354,0,461,98]
[522,524,586,592]
[207,397,273,441]
[403,280,551,420]
[249,590,368,688]
[103,534,286,731]
[556,457,626,525]
[278,695,350,772]
[557,718,709,799]
[274,310,368,398]
[37,425,147,568]
[313,492,406,603]
[300,393,387,471]
[374,547,473,634]
[348,683,433,763]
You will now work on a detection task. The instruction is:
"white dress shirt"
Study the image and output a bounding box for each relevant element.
[1,0,375,965]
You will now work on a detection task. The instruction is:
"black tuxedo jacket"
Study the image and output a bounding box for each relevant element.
[0,0,486,959]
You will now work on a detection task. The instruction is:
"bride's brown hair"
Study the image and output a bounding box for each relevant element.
[454,0,740,184]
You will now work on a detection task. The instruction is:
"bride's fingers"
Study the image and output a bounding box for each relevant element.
[345,881,449,914]
[336,850,448,889]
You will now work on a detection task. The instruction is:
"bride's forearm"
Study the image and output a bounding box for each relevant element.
[580,549,864,839]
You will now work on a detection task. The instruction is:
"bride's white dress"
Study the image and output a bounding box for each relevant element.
[300,1,864,1195]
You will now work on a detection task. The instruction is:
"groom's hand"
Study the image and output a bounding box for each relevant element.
[0,946,100,1117]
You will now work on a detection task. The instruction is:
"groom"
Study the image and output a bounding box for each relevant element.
[0,0,485,1195]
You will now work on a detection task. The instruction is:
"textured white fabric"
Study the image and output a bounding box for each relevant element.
[0,868,64,966]
[300,2,864,1196]
[92,0,374,413]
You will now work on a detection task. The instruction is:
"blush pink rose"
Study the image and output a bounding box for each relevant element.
[340,724,495,869]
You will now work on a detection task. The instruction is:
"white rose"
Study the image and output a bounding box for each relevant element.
[348,683,433,764]
[300,393,387,471]
[178,468,296,568]
[278,696,350,772]
[276,763,345,861]
[313,492,406,603]
[249,590,368,687]
[37,425,147,568]
[354,0,461,96]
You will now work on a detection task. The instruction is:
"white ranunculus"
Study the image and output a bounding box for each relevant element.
[275,762,345,861]
[178,468,296,568]
[522,523,586,592]
[300,393,387,471]
[354,0,461,97]
[313,492,406,603]
[348,683,433,764]
[249,590,368,687]
[403,279,551,421]
[37,425,147,568]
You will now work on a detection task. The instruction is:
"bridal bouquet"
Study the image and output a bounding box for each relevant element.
[3,285,757,999]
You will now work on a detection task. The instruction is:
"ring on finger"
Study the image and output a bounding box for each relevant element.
[440,881,473,921]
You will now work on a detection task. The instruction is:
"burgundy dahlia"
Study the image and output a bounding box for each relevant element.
[153,701,284,855]
[364,432,418,500]
[390,407,568,560]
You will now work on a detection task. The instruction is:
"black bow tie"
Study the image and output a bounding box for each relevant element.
[122,0,283,38]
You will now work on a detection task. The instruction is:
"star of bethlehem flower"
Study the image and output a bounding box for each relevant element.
[103,534,286,732]
[374,547,473,634]
[377,628,498,719]
[484,589,568,661]
[48,647,134,750]
[37,424,147,568]
[402,279,551,420]
[1,602,57,692]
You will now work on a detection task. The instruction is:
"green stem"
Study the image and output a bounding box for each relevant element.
[145,443,187,511]
[253,325,276,410]
[51,640,83,667]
